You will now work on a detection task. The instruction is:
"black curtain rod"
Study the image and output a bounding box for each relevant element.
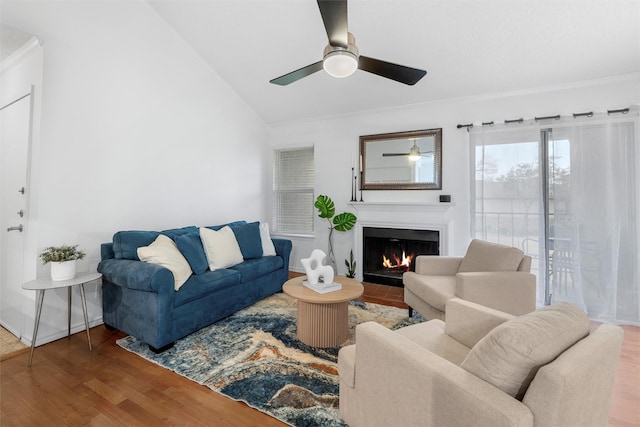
[535,114,560,122]
[456,106,632,130]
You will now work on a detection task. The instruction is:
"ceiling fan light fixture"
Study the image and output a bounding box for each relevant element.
[323,32,359,79]
[323,50,358,78]
[408,143,421,161]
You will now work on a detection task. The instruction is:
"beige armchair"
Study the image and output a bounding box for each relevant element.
[338,299,623,427]
[404,239,536,320]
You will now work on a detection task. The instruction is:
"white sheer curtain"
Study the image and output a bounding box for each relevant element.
[471,125,547,306]
[470,111,639,325]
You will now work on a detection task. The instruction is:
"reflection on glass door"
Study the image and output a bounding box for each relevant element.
[472,119,638,323]
[472,127,546,305]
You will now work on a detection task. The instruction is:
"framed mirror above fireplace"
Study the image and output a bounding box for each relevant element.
[360,128,442,190]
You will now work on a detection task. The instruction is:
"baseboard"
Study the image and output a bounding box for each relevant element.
[22,316,104,347]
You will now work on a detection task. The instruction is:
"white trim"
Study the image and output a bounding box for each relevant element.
[0,37,41,73]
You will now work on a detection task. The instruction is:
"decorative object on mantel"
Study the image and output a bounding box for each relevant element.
[350,161,364,202]
[345,249,356,278]
[40,244,86,281]
[350,167,357,202]
[314,195,357,270]
[301,249,341,293]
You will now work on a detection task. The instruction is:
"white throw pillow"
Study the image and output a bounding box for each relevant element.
[259,222,277,256]
[137,234,192,291]
[200,226,244,271]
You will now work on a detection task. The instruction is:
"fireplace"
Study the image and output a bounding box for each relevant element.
[363,227,439,287]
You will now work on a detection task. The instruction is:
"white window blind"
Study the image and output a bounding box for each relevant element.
[272,146,315,235]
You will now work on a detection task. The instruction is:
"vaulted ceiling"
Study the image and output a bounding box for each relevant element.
[2,1,638,124]
[147,0,639,124]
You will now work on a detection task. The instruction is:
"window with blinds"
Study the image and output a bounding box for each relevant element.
[272,146,315,235]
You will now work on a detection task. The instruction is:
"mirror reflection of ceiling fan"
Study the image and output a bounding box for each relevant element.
[270,0,427,86]
[383,141,433,161]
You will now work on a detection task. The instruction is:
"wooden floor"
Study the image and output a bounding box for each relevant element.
[1,282,638,427]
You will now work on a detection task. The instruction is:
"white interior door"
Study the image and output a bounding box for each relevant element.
[0,93,31,338]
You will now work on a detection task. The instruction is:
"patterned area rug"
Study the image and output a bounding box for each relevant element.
[117,292,423,427]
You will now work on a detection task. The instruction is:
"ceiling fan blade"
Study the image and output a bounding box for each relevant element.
[317,0,348,48]
[358,56,427,86]
[382,153,410,157]
[270,61,324,86]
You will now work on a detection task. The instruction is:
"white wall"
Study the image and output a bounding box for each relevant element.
[2,1,267,346]
[268,75,640,274]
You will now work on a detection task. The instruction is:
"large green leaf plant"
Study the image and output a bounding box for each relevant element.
[314,195,357,271]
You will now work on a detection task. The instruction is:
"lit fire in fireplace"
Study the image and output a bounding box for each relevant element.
[382,251,414,271]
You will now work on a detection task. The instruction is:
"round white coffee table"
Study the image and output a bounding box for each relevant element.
[22,272,101,366]
[283,275,364,348]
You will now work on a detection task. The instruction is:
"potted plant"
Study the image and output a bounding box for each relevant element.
[345,249,356,278]
[40,244,85,281]
[314,195,357,271]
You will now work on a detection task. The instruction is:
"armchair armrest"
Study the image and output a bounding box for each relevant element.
[414,256,463,275]
[343,322,533,427]
[98,258,174,294]
[445,298,515,348]
[456,271,536,316]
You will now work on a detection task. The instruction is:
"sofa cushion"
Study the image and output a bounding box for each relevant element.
[260,222,277,256]
[174,269,241,307]
[403,273,456,312]
[230,221,263,259]
[200,226,244,271]
[113,230,160,260]
[137,235,192,291]
[161,226,199,240]
[205,220,247,231]
[230,256,284,283]
[174,233,208,275]
[458,239,524,273]
[461,302,590,400]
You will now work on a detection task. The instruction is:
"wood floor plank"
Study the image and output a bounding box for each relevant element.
[1,286,637,427]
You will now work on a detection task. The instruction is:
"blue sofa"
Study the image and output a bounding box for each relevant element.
[98,222,292,352]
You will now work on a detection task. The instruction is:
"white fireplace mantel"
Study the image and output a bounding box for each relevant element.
[348,202,455,282]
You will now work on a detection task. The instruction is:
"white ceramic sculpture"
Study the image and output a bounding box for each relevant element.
[300,249,335,286]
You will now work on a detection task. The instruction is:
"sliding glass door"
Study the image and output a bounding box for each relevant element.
[471,115,639,324]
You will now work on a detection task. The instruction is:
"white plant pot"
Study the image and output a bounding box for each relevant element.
[50,260,77,281]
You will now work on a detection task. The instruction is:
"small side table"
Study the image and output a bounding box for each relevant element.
[22,272,101,366]
[283,275,364,348]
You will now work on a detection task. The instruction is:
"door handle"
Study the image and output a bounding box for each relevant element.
[18,187,25,195]
[7,225,23,232]
[17,209,24,217]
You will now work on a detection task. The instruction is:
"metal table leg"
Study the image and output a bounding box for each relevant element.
[68,287,72,337]
[79,284,92,351]
[28,289,45,367]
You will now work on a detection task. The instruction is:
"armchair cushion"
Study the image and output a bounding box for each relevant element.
[461,302,590,400]
[402,274,455,312]
[395,319,470,365]
[458,239,524,272]
[445,298,515,348]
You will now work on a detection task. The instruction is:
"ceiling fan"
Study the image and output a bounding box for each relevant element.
[383,141,433,161]
[269,0,427,86]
